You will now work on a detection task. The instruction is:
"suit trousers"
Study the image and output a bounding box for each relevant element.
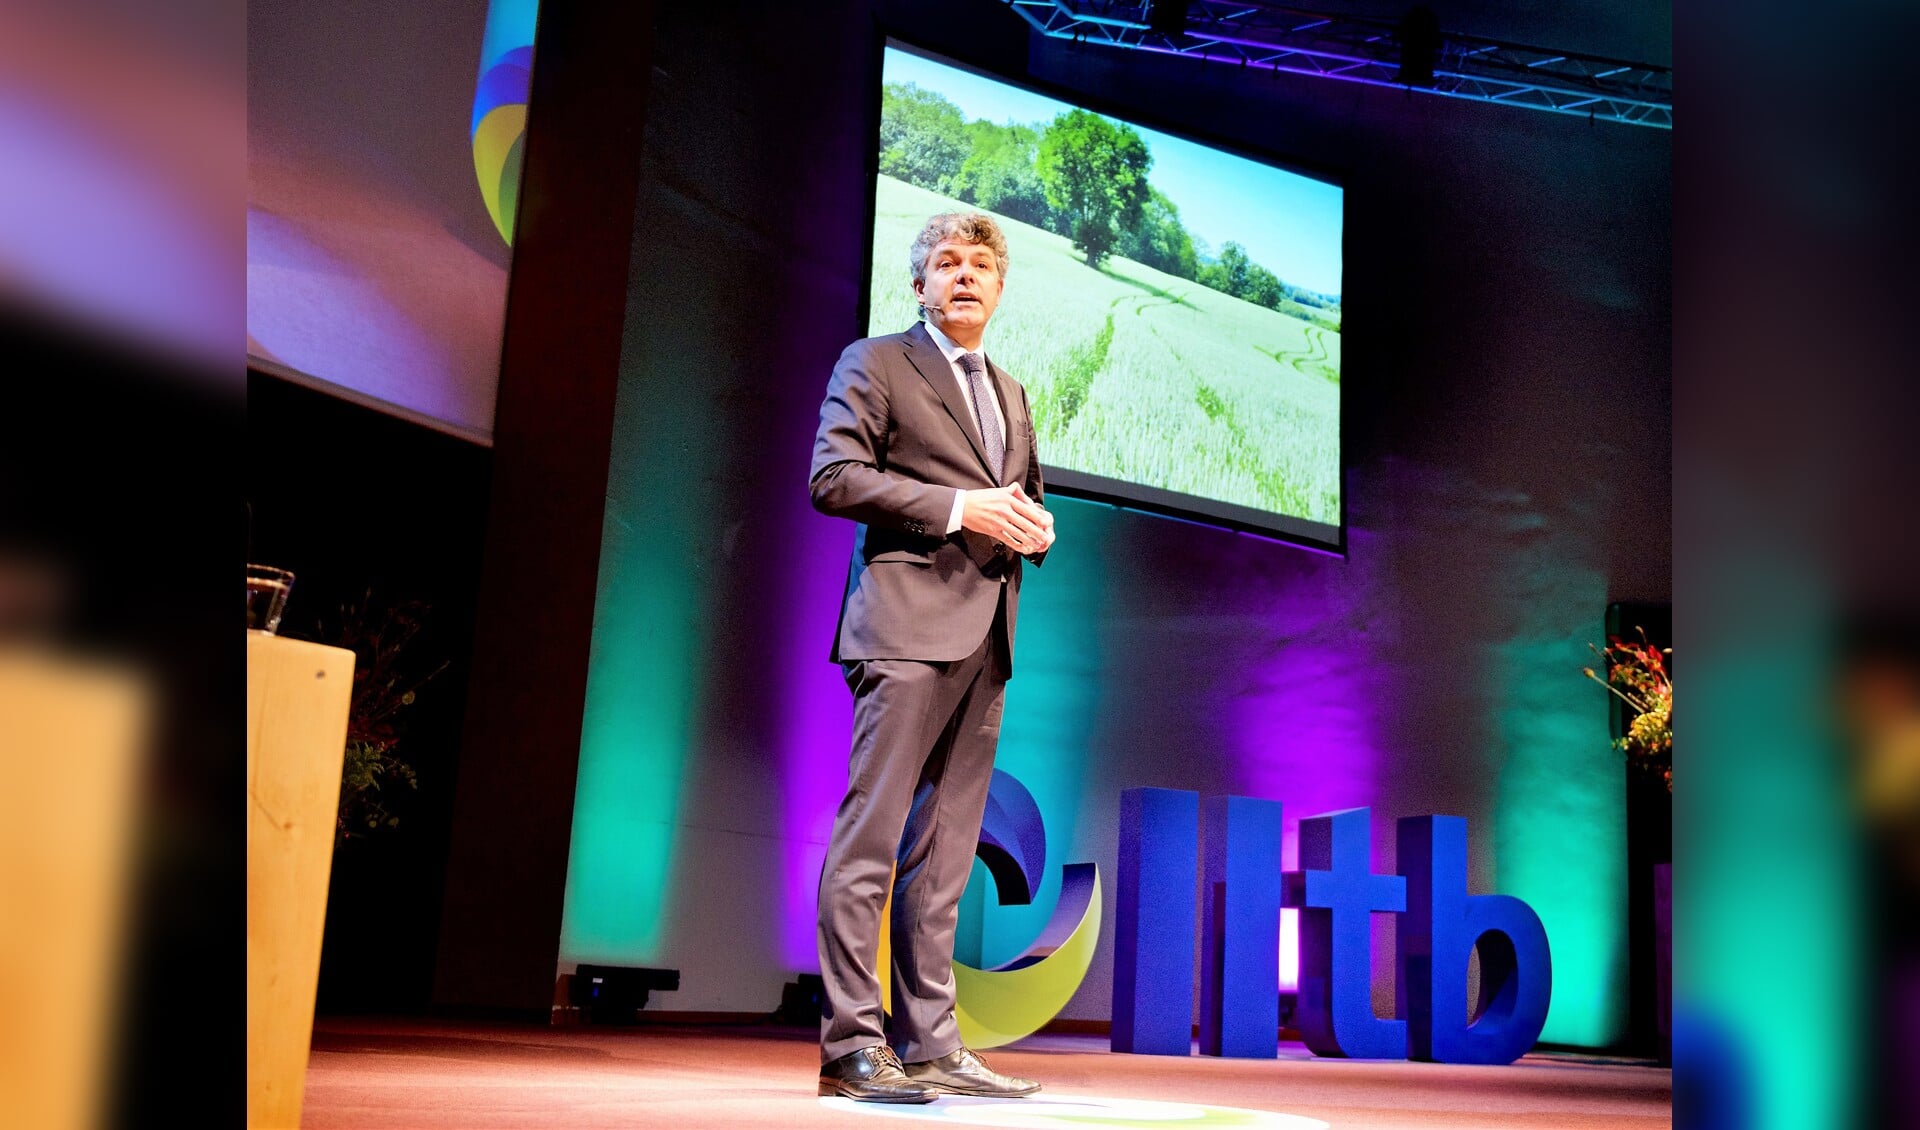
[817,598,1011,1064]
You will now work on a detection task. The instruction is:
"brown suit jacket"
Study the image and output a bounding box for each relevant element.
[810,321,1047,672]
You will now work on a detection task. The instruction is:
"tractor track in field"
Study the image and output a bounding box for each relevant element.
[1034,310,1115,440]
[1257,324,1336,382]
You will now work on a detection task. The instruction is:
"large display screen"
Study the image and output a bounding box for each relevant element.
[247,0,536,443]
[869,43,1345,549]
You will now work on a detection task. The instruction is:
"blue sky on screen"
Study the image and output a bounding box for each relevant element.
[885,46,1343,297]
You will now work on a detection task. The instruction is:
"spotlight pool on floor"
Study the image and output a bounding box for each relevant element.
[819,1094,1330,1128]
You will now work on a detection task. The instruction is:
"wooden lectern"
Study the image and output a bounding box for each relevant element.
[247,633,354,1129]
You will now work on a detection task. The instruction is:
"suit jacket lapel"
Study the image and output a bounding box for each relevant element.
[903,322,995,477]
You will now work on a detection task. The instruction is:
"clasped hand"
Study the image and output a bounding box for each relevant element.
[961,483,1055,555]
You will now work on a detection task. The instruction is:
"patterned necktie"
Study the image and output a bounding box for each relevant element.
[959,352,1005,481]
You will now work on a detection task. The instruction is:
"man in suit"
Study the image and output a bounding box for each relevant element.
[810,213,1056,1103]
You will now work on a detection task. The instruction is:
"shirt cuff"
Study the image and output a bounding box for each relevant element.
[944,488,966,536]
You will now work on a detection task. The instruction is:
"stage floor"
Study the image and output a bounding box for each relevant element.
[303,1017,1671,1129]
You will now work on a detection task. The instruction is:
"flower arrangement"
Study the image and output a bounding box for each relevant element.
[317,593,447,841]
[1585,629,1673,790]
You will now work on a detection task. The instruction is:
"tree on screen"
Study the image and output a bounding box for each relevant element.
[1036,110,1151,268]
[1118,188,1201,281]
[952,121,1056,230]
[1245,261,1284,309]
[1197,241,1283,310]
[879,83,968,193]
[1200,242,1251,297]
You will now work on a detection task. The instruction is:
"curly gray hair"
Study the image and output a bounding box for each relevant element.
[908,212,1010,284]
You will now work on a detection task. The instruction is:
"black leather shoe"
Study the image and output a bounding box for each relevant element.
[903,1047,1040,1097]
[818,1046,938,1104]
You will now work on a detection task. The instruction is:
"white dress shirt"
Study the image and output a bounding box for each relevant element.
[921,319,1008,535]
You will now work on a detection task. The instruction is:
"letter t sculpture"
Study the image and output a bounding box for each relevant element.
[1282,807,1408,1059]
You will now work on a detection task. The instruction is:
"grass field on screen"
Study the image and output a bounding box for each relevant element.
[870,176,1341,526]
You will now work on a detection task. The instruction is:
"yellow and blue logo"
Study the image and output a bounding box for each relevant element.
[880,769,1102,1049]
[470,0,537,244]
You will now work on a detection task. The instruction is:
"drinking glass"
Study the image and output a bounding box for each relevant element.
[246,565,295,634]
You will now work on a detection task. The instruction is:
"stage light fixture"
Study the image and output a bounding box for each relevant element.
[1147,0,1190,37]
[570,964,680,1024]
[1395,5,1443,88]
[774,973,826,1025]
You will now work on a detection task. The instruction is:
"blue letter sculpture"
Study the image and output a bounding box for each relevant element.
[1396,815,1553,1064]
[1200,794,1283,1058]
[1108,792,1554,1066]
[1283,807,1408,1059]
[1112,788,1199,1055]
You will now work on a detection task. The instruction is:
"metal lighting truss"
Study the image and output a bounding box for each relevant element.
[1001,1,1672,129]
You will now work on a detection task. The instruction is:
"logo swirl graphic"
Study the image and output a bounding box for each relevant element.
[470,0,538,244]
[882,769,1102,1049]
